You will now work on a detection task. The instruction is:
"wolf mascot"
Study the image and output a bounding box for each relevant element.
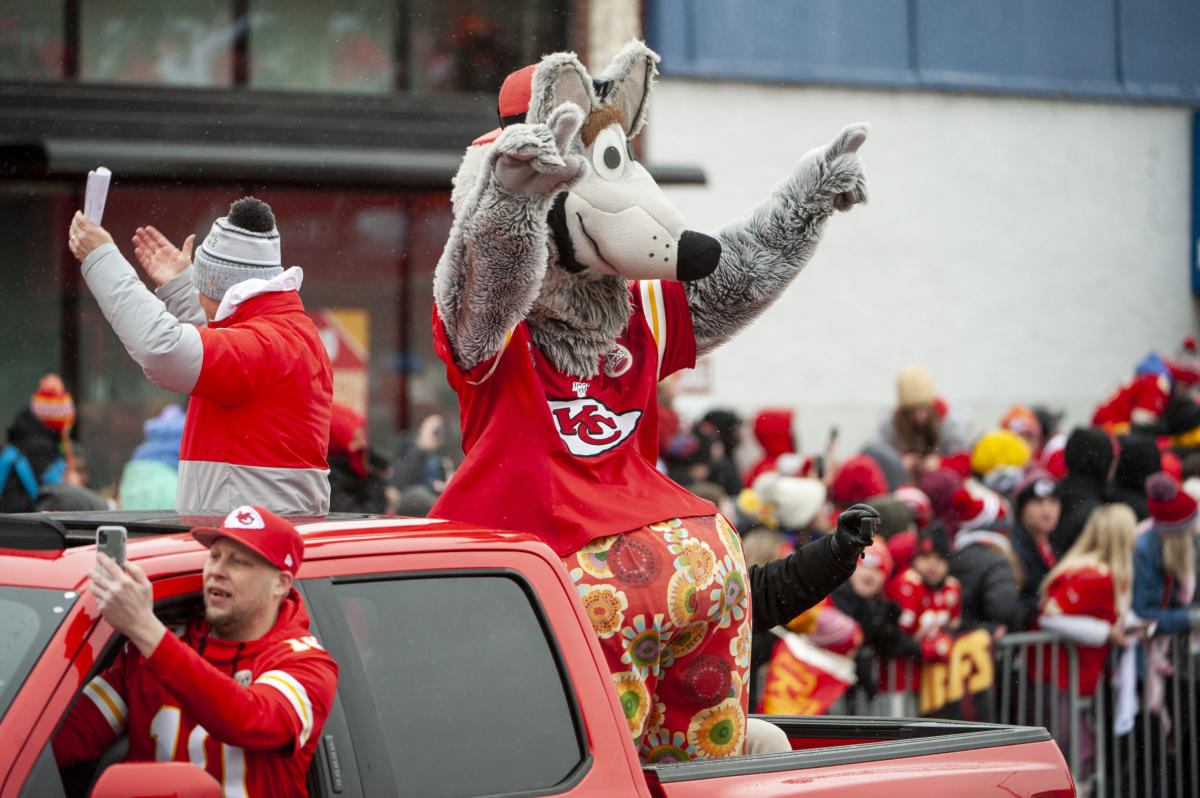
[431,41,875,761]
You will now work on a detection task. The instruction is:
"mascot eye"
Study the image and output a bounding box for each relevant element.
[591,126,627,181]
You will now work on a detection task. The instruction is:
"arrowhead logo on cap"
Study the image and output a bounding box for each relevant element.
[226,506,265,529]
[284,554,294,568]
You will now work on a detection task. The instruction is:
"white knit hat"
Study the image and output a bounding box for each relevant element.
[192,197,283,301]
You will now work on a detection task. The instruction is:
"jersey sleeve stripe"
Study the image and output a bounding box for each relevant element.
[256,670,314,747]
[638,281,668,381]
[83,676,127,735]
[465,327,515,387]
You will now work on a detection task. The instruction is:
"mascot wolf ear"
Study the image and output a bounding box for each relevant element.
[527,53,594,126]
[597,41,658,140]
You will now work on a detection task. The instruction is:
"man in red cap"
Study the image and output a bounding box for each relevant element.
[55,506,338,797]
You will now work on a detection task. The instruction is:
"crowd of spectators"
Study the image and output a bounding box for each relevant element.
[653,340,1200,738]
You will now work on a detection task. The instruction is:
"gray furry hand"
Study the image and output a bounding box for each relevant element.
[820,123,869,212]
[493,102,588,195]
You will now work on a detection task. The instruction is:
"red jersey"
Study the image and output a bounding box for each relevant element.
[889,569,962,644]
[55,591,338,797]
[431,280,716,555]
[1091,373,1170,428]
[1037,563,1117,695]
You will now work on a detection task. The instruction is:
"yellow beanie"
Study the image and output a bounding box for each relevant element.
[970,428,1032,476]
[896,364,935,408]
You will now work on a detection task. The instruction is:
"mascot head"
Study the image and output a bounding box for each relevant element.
[468,41,721,283]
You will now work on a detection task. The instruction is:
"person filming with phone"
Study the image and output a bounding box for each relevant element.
[54,507,338,797]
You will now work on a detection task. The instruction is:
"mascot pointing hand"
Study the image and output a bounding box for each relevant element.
[431,40,873,761]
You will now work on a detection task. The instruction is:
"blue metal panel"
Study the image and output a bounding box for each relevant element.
[645,0,1200,102]
[1120,1,1200,98]
[914,0,1118,86]
[648,0,910,84]
[647,0,695,68]
[1192,110,1200,294]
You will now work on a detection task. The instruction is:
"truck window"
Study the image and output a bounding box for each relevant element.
[0,586,78,720]
[332,574,586,797]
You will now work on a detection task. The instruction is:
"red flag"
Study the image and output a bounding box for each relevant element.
[758,631,856,715]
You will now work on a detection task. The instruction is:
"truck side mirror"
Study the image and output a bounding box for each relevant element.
[90,761,221,798]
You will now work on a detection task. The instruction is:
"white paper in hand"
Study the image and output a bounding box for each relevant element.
[84,167,112,225]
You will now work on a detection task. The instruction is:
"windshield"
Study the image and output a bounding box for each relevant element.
[0,586,77,718]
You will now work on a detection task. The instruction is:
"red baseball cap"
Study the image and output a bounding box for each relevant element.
[191,506,303,574]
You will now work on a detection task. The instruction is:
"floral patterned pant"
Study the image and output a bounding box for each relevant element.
[563,514,752,762]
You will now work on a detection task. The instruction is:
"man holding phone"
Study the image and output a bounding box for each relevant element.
[55,507,338,797]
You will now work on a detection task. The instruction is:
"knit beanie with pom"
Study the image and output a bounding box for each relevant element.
[192,197,283,301]
[1146,471,1199,534]
[30,374,75,432]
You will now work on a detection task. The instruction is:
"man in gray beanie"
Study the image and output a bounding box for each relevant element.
[68,198,333,516]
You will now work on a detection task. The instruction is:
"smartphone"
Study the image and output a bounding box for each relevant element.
[96,525,127,568]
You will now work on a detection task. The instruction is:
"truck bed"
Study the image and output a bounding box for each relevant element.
[644,715,1075,797]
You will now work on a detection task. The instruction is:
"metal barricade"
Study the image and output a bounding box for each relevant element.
[832,631,1199,798]
[998,630,1200,798]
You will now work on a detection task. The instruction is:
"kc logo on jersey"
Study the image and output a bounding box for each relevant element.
[548,397,642,456]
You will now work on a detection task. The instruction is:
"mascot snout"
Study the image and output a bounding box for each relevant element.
[556,189,721,282]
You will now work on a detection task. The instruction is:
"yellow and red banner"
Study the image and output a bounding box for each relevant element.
[758,631,857,716]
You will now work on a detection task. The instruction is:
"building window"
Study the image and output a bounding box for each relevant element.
[0,6,66,80]
[79,0,236,86]
[65,0,570,93]
[248,0,394,93]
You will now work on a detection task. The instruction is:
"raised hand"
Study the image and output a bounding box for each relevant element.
[132,225,195,287]
[67,211,115,263]
[830,502,881,563]
[493,101,588,196]
[819,123,869,212]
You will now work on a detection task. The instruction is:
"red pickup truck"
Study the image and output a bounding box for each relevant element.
[0,511,1075,797]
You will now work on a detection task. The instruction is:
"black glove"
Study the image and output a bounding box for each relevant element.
[830,503,881,563]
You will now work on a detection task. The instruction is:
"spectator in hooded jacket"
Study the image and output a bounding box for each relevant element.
[68,198,333,516]
[118,404,186,511]
[1132,472,1200,636]
[876,364,971,484]
[1106,434,1161,520]
[948,488,1022,636]
[744,408,803,485]
[831,537,921,700]
[1050,427,1115,557]
[1010,467,1062,630]
[828,454,889,512]
[1,374,81,512]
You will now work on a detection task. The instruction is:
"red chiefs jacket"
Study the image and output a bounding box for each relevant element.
[80,246,333,516]
[178,290,333,515]
[1036,563,1118,695]
[55,591,338,797]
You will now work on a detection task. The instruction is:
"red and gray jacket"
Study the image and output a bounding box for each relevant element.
[81,244,333,515]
